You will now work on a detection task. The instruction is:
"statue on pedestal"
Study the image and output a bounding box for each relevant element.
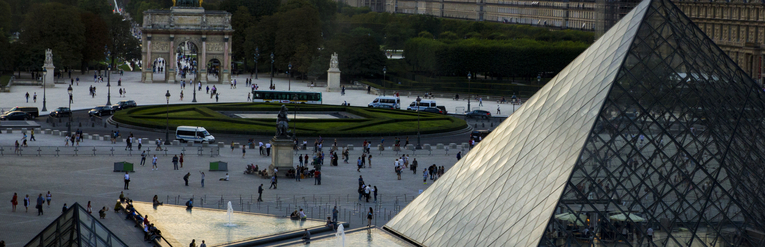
[275,105,290,138]
[45,49,53,66]
[329,52,339,69]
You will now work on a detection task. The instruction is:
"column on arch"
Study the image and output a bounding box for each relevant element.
[223,36,230,71]
[200,35,208,83]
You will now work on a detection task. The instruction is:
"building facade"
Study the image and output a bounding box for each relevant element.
[384,0,765,84]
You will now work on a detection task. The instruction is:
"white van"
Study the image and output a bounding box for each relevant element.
[407,100,437,111]
[368,96,401,109]
[175,126,216,143]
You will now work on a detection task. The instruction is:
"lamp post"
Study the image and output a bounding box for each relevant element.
[416,97,421,149]
[293,95,298,137]
[254,47,260,79]
[67,85,73,135]
[42,69,47,112]
[164,90,171,145]
[467,72,472,112]
[288,62,292,91]
[192,81,197,103]
[105,45,112,106]
[382,66,387,96]
[270,52,274,87]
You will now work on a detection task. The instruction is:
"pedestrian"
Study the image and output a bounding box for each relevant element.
[315,170,321,185]
[230,141,235,152]
[30,129,36,141]
[62,203,67,214]
[215,93,219,102]
[497,105,501,114]
[269,175,277,189]
[46,191,51,207]
[24,194,30,212]
[183,172,190,186]
[124,172,130,189]
[11,193,18,212]
[266,142,271,156]
[172,155,179,170]
[257,184,264,202]
[200,240,207,247]
[412,158,418,174]
[357,157,362,172]
[199,171,206,187]
[140,151,146,166]
[190,239,196,247]
[367,207,373,226]
[25,92,29,103]
[36,194,44,216]
[457,151,462,161]
[299,155,303,166]
[368,154,372,168]
[152,155,158,170]
[33,92,37,103]
[259,141,264,155]
[242,145,246,158]
[423,169,429,184]
[373,186,378,203]
[180,153,184,168]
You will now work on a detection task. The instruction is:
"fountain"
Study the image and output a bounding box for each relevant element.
[336,224,345,247]
[224,201,236,227]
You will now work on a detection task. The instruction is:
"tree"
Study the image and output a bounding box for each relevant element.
[80,12,109,69]
[384,21,413,50]
[133,1,162,23]
[439,31,458,40]
[274,6,321,71]
[20,2,86,69]
[338,34,386,80]
[0,0,11,33]
[418,31,433,39]
[105,14,140,66]
[78,0,112,15]
[231,6,253,69]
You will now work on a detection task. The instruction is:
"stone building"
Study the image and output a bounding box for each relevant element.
[385,0,765,85]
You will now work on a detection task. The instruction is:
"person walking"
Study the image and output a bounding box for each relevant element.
[11,193,18,212]
[36,194,44,216]
[140,151,146,166]
[199,171,205,187]
[46,191,51,207]
[373,186,378,203]
[25,92,29,103]
[357,157,362,172]
[367,207,373,227]
[332,206,338,222]
[180,153,184,168]
[257,184,264,202]
[124,172,130,190]
[269,175,277,189]
[242,145,246,158]
[152,155,158,170]
[315,170,321,185]
[183,172,190,186]
[423,169,429,184]
[137,138,143,150]
[265,143,271,156]
[24,194,30,212]
[30,129,36,141]
[172,155,179,170]
[456,151,462,161]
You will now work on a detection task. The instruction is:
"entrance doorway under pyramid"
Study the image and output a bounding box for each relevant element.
[383,0,765,246]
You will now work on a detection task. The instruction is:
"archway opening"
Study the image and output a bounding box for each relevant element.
[175,41,199,82]
[207,58,221,83]
[153,57,166,81]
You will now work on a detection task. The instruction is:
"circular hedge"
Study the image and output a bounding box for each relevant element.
[112,103,468,137]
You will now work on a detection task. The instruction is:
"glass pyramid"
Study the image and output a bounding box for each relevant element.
[25,203,128,247]
[383,0,765,246]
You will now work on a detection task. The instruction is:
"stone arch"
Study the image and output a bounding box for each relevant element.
[206,57,222,83]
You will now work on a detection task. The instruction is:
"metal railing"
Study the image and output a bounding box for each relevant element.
[0,145,220,157]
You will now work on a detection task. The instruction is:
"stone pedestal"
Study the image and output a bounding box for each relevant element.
[219,70,230,85]
[270,137,294,175]
[167,68,177,84]
[43,65,55,88]
[327,67,340,92]
[199,71,208,84]
[143,70,154,83]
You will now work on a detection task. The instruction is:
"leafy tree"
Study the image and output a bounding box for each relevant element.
[80,12,109,68]
[418,31,433,39]
[20,2,86,69]
[105,14,140,65]
[0,32,11,71]
[231,6,253,69]
[0,0,11,33]
[133,1,162,23]
[78,0,112,15]
[338,34,386,80]
[439,31,458,40]
[465,32,481,39]
[274,5,321,71]
[384,21,414,50]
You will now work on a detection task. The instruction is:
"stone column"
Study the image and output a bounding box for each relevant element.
[167,35,176,84]
[200,36,208,84]
[143,36,154,83]
[221,36,231,84]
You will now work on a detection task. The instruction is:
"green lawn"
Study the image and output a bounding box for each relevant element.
[113,103,467,137]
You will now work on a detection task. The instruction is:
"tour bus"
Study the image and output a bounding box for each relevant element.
[175,126,216,143]
[251,91,323,104]
[407,100,437,111]
[368,96,401,109]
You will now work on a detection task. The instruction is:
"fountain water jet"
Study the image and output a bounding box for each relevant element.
[224,201,236,227]
[335,224,345,246]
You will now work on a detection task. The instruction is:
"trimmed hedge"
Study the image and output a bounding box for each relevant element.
[113,103,468,137]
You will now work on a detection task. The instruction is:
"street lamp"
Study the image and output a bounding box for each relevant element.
[105,45,112,106]
[254,47,260,80]
[293,95,298,137]
[467,72,472,112]
[192,81,197,103]
[67,85,73,135]
[42,69,47,112]
[270,52,274,87]
[164,90,171,145]
[416,97,421,149]
[288,62,292,91]
[382,66,387,96]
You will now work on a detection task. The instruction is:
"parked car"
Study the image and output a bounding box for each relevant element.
[421,107,443,114]
[111,104,121,111]
[88,105,114,117]
[116,100,137,110]
[466,110,492,119]
[407,100,437,111]
[436,106,448,114]
[5,106,39,119]
[50,107,72,118]
[0,111,31,120]
[471,130,492,143]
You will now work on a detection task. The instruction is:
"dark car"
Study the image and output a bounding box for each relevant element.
[471,130,492,143]
[436,106,448,114]
[466,110,492,119]
[116,100,137,110]
[111,104,121,111]
[5,106,39,119]
[50,107,71,118]
[88,105,114,117]
[421,107,443,114]
[0,111,31,120]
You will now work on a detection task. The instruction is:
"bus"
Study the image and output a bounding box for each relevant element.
[251,91,323,104]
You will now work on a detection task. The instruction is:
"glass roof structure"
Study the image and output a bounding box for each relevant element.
[383,0,765,245]
[25,203,128,247]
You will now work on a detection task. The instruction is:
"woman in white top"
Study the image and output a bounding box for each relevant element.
[65,136,70,146]
[87,201,92,214]
[46,191,52,207]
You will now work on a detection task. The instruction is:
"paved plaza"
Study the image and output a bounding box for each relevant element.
[0,122,468,245]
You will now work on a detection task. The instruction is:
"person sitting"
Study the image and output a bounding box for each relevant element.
[302,229,311,243]
[298,209,307,220]
[219,173,230,181]
[114,201,124,213]
[325,217,335,229]
[290,210,300,220]
[119,191,126,203]
[99,207,109,219]
[152,195,163,206]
